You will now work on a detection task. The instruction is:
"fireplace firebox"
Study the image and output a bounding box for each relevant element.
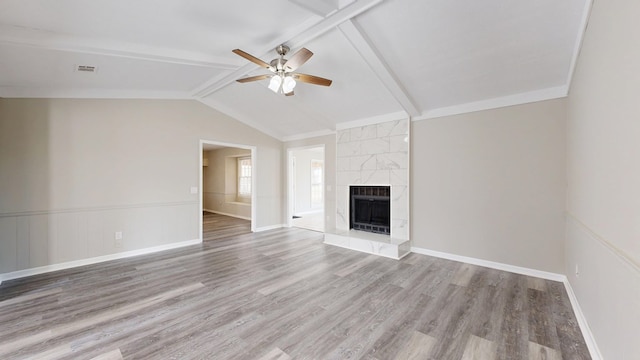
[350,186,391,235]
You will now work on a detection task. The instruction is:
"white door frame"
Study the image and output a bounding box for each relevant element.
[286,145,325,228]
[199,140,257,241]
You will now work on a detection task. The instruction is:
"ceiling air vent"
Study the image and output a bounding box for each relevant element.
[75,65,98,73]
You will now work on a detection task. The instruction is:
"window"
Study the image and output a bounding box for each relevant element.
[311,159,323,207]
[237,157,252,199]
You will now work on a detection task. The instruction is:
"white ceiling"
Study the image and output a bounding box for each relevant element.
[0,0,590,140]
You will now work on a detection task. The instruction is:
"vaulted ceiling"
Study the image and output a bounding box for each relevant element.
[0,0,590,140]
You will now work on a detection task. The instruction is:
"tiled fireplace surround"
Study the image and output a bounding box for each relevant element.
[324,119,411,259]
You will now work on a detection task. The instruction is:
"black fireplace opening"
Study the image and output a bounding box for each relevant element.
[350,186,391,235]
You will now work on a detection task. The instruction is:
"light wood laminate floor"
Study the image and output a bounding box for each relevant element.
[0,226,591,359]
[203,212,252,241]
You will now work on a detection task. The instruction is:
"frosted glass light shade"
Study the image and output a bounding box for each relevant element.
[282,76,296,93]
[268,75,282,92]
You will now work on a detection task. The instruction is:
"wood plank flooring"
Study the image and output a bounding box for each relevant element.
[203,212,251,241]
[0,224,591,359]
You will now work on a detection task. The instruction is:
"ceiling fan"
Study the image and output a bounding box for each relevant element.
[233,45,332,96]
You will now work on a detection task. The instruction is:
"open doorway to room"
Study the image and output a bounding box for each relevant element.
[200,140,256,241]
[288,146,325,232]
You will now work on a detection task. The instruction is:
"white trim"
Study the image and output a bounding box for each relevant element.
[255,224,285,232]
[282,129,336,142]
[335,111,409,131]
[414,86,568,121]
[563,279,603,360]
[566,0,594,93]
[338,20,420,116]
[409,245,602,360]
[199,140,257,242]
[293,209,324,216]
[193,0,384,98]
[196,98,283,140]
[410,246,566,282]
[203,209,251,221]
[0,239,201,283]
[325,241,409,260]
[566,212,640,273]
[0,201,197,218]
[0,24,237,69]
[286,145,326,229]
[0,86,193,100]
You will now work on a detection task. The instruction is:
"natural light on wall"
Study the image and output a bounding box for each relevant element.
[237,156,252,202]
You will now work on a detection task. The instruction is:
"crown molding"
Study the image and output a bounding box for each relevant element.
[414,85,568,121]
[335,110,408,130]
[0,86,192,99]
[282,129,336,142]
[0,24,237,69]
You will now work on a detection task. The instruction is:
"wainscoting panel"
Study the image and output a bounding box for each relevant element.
[565,214,638,359]
[0,201,199,279]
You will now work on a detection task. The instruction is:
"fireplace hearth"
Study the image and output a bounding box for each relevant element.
[350,186,391,235]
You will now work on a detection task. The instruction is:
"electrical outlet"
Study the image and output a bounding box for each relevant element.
[575,264,579,277]
[115,231,123,248]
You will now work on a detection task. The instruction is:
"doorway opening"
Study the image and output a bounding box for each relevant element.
[199,140,256,241]
[287,146,325,232]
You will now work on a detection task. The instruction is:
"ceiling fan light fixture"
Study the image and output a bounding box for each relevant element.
[268,75,282,93]
[282,76,296,93]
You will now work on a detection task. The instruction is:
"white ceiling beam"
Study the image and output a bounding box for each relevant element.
[338,20,420,117]
[192,0,385,98]
[0,24,237,69]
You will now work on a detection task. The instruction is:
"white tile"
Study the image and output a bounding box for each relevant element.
[350,124,377,141]
[337,130,350,143]
[337,171,362,186]
[377,152,407,170]
[377,119,408,137]
[361,170,390,185]
[349,237,376,253]
[324,233,350,247]
[337,157,350,172]
[390,168,408,186]
[377,243,400,258]
[360,138,389,155]
[389,134,409,153]
[337,142,361,157]
[335,186,349,230]
[350,155,377,171]
[392,218,409,240]
[392,185,408,221]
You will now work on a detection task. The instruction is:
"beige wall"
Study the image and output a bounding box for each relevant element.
[284,135,336,232]
[565,0,640,358]
[0,98,282,276]
[411,99,567,273]
[203,147,251,219]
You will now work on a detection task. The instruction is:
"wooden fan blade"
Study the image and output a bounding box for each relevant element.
[232,49,272,69]
[236,74,272,83]
[284,48,313,72]
[285,91,295,96]
[294,73,332,86]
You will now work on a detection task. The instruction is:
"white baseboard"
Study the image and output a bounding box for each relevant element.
[410,246,601,360]
[293,209,323,216]
[563,279,603,360]
[255,224,284,232]
[410,246,566,282]
[203,209,251,221]
[0,238,202,283]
